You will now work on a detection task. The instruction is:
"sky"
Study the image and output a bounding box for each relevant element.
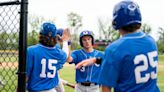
[28,0,164,40]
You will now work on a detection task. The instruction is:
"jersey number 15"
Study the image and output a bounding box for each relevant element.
[134,51,158,84]
[40,58,57,78]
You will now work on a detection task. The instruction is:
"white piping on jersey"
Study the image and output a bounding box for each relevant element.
[123,33,146,39]
[80,50,90,81]
[89,52,98,81]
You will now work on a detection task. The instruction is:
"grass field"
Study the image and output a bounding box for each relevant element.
[60,55,164,92]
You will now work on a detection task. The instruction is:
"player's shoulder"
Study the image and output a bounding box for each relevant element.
[27,44,40,51]
[94,49,104,55]
[106,38,124,50]
[72,49,82,54]
[146,34,156,42]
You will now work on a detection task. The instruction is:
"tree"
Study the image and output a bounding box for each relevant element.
[157,27,164,54]
[158,27,164,43]
[28,15,45,46]
[97,17,120,42]
[67,12,82,49]
[0,31,18,50]
[67,12,82,40]
[142,23,152,34]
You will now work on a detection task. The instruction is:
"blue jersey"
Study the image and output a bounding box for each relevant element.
[55,43,61,49]
[26,44,67,91]
[99,31,160,92]
[70,49,104,84]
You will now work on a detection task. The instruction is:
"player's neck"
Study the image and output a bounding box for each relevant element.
[120,29,140,36]
[83,47,93,53]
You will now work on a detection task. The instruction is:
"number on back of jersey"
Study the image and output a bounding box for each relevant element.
[134,51,158,84]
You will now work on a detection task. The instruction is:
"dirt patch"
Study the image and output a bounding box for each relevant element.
[158,71,164,75]
[0,62,18,69]
[159,65,164,68]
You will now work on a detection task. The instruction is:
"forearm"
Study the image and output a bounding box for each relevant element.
[62,41,69,58]
[88,57,102,64]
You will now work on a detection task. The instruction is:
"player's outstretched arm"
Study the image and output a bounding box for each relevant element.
[60,28,71,42]
[76,57,102,69]
[76,58,96,69]
[61,28,71,58]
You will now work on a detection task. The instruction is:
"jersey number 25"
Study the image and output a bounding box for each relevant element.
[40,58,57,78]
[134,51,158,84]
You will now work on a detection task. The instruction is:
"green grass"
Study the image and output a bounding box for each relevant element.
[159,55,164,65]
[0,68,17,92]
[158,55,164,92]
[60,64,75,92]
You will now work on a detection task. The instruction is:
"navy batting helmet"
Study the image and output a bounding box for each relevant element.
[79,30,94,47]
[112,0,142,30]
[57,28,64,36]
[40,22,57,38]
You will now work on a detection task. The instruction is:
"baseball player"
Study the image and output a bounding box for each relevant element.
[26,22,70,92]
[67,30,104,92]
[76,0,160,92]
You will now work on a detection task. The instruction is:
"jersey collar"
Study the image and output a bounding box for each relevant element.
[123,30,146,39]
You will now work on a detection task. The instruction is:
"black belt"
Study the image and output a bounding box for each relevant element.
[80,82,98,86]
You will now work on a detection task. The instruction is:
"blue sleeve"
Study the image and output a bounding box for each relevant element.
[98,47,121,87]
[98,51,104,59]
[26,48,33,77]
[55,44,61,49]
[57,50,67,70]
[69,50,77,64]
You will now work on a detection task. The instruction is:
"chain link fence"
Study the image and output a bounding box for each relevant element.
[0,0,27,92]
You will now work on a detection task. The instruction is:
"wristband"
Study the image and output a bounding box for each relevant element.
[96,57,102,64]
[68,40,71,45]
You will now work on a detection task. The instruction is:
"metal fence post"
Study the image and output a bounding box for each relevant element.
[18,0,28,92]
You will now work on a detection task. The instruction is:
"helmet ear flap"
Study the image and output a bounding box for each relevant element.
[80,39,83,47]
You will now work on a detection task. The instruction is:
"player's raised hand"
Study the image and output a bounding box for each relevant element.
[61,28,71,42]
[76,58,96,69]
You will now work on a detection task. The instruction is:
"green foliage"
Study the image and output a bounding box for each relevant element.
[157,27,164,54]
[67,12,82,28]
[70,42,81,50]
[0,32,18,50]
[97,17,120,42]
[27,15,46,46]
[94,46,106,51]
[157,42,164,54]
[27,30,39,46]
[142,23,152,34]
[67,12,82,43]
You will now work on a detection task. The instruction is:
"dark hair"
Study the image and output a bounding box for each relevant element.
[121,23,141,32]
[39,34,57,47]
